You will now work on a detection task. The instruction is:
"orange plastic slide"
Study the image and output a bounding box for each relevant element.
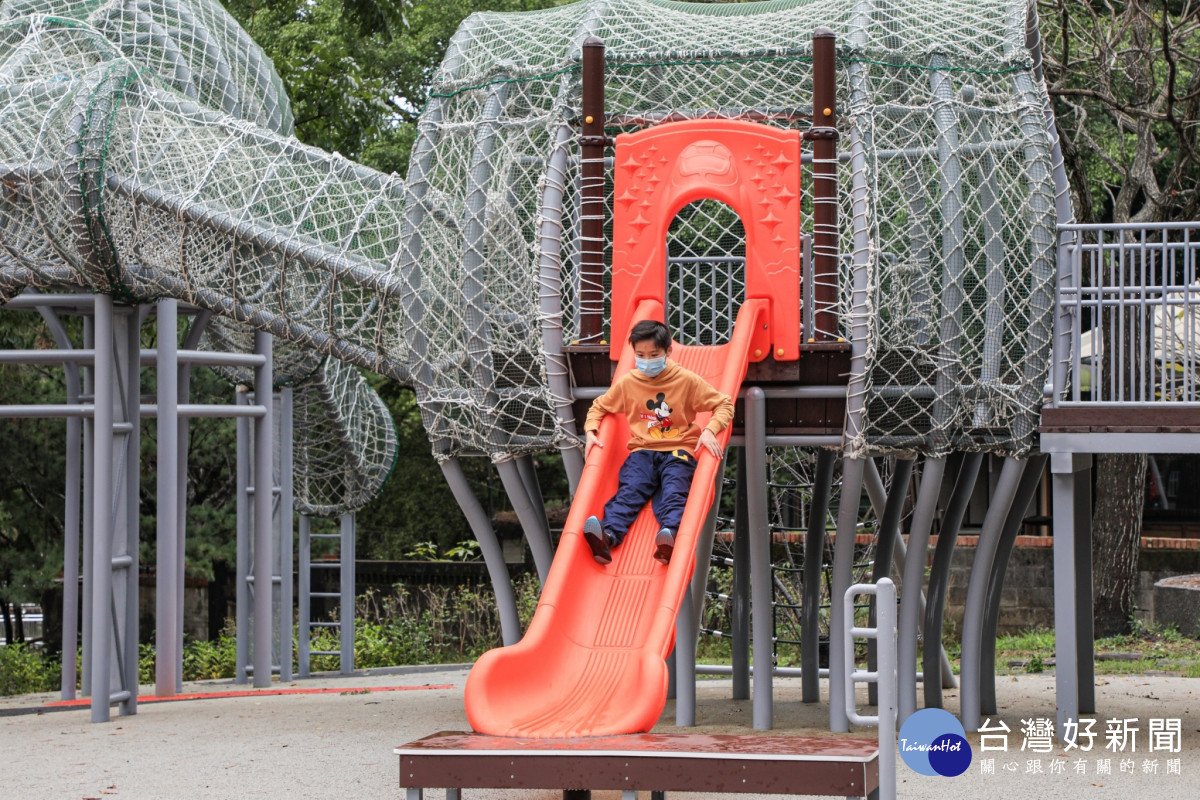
[464,297,769,737]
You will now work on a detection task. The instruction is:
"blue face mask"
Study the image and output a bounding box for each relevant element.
[636,355,667,378]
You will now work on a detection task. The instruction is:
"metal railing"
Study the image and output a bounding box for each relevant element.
[1051,222,1200,406]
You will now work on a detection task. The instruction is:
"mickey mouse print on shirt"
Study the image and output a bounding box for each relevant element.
[640,392,681,440]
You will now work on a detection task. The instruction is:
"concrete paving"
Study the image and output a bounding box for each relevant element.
[2,665,1198,799]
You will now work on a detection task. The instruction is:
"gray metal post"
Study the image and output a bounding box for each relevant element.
[82,315,93,697]
[868,458,913,706]
[929,56,968,445]
[960,457,1025,732]
[843,578,897,800]
[981,454,1046,715]
[535,123,586,493]
[120,308,140,717]
[440,458,521,645]
[36,303,82,701]
[496,459,553,584]
[746,388,772,730]
[235,388,250,683]
[155,299,180,696]
[298,514,312,676]
[1074,461,1094,714]
[689,468,725,636]
[898,457,946,723]
[277,388,294,682]
[731,447,750,700]
[802,449,836,703]
[340,512,355,674]
[177,309,209,694]
[923,452,982,709]
[252,331,274,688]
[516,454,553,560]
[89,295,114,723]
[675,586,696,726]
[1050,451,1089,742]
[830,456,866,732]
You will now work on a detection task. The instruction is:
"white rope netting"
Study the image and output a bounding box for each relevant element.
[0,0,397,513]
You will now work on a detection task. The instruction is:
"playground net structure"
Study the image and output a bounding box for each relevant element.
[0,0,397,515]
[417,0,1062,459]
[0,0,1064,503]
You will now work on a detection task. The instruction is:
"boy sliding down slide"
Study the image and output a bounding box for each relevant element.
[582,320,735,566]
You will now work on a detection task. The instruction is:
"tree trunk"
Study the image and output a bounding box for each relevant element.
[0,597,11,645]
[1091,453,1146,637]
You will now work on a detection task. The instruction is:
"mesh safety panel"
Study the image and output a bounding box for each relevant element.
[0,1,396,513]
[413,0,1061,457]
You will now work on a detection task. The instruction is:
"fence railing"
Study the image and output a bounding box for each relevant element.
[1051,222,1200,406]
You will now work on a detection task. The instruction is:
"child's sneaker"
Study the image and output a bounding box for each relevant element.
[653,528,675,565]
[583,516,613,565]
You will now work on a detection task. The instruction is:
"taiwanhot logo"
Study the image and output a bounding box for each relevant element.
[897,708,972,777]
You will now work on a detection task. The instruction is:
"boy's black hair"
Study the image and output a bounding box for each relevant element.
[628,319,671,350]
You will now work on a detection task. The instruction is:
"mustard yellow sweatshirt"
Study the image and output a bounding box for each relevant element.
[583,360,735,452]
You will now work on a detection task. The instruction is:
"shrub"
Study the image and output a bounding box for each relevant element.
[0,644,58,695]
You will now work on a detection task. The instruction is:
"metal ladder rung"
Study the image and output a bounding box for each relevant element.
[309,650,341,656]
[309,562,342,569]
[309,592,341,598]
[308,622,341,628]
[309,533,342,539]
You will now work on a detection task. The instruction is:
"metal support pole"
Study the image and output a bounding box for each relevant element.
[868,458,913,706]
[89,295,114,723]
[298,514,311,677]
[1051,452,1091,741]
[830,456,865,732]
[496,459,553,584]
[119,309,140,717]
[689,468,725,636]
[746,388,771,730]
[960,457,1025,732]
[235,389,250,683]
[278,388,294,681]
[155,299,180,696]
[675,586,696,726]
[898,457,946,724]
[578,36,606,342]
[82,316,94,697]
[1074,462,1094,715]
[340,512,355,674]
[37,302,82,701]
[441,458,521,645]
[731,447,750,700]
[981,454,1046,715]
[252,330,274,688]
[923,452,982,709]
[802,449,836,703]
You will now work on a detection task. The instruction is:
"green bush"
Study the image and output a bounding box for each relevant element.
[0,644,58,695]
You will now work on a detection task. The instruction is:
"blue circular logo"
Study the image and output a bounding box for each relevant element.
[897,708,972,777]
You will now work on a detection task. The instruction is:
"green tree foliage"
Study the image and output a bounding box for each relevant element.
[225,0,567,175]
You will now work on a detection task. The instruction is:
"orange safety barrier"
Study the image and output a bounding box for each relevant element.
[609,119,802,362]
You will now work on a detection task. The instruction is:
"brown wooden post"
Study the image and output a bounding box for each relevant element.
[579,36,607,342]
[809,27,840,342]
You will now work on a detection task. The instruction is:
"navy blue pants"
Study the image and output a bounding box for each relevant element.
[600,448,697,544]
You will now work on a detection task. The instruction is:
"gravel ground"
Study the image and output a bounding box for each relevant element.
[2,665,1198,800]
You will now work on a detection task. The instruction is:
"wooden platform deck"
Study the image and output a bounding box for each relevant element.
[396,731,880,800]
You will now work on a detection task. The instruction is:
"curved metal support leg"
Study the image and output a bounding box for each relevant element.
[898,456,947,724]
[869,457,914,706]
[981,455,1046,715]
[517,454,555,575]
[802,449,836,703]
[732,447,750,700]
[690,466,726,635]
[923,452,983,709]
[441,458,521,645]
[960,457,1026,732]
[830,456,866,733]
[496,459,553,585]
